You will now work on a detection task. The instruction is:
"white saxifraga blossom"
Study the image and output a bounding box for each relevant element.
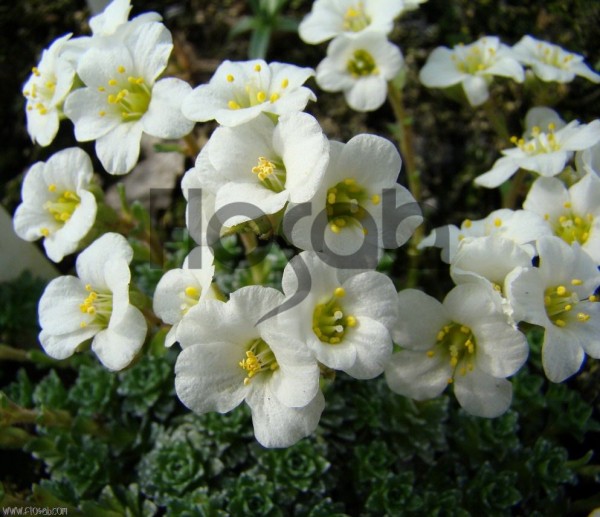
[182,60,315,127]
[13,148,97,263]
[277,251,398,379]
[193,112,329,226]
[419,36,524,107]
[23,34,75,146]
[64,21,194,175]
[153,247,216,347]
[512,36,600,84]
[475,107,600,188]
[174,286,324,448]
[284,134,422,261]
[523,174,600,263]
[316,32,403,112]
[385,283,528,418]
[506,237,600,383]
[38,233,147,370]
[299,0,406,44]
[419,208,552,264]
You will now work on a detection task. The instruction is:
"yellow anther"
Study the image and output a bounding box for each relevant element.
[564,304,572,311]
[85,284,93,291]
[558,215,568,224]
[426,350,435,358]
[362,227,368,235]
[135,77,144,85]
[477,64,485,71]
[436,330,445,341]
[577,312,590,322]
[329,337,341,344]
[117,65,126,73]
[80,322,87,328]
[226,74,234,82]
[494,218,502,227]
[327,192,337,205]
[589,295,598,302]
[108,94,117,104]
[510,136,518,144]
[32,67,40,76]
[254,64,262,72]
[99,111,106,117]
[447,378,453,384]
[256,91,266,103]
[127,76,137,84]
[571,279,583,286]
[281,78,289,88]
[48,184,56,192]
[556,285,567,296]
[555,319,566,327]
[371,194,380,205]
[346,315,357,327]
[544,214,550,221]
[86,306,96,315]
[460,326,470,334]
[334,287,346,298]
[228,100,241,110]
[463,219,472,228]
[185,286,200,298]
[335,218,346,227]
[108,79,117,86]
[450,357,458,367]
[548,122,556,130]
[269,92,280,103]
[460,367,467,376]
[330,224,341,234]
[40,228,49,237]
[563,201,572,209]
[59,212,70,222]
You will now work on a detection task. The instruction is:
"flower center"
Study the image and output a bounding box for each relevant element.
[428,322,476,382]
[453,45,493,74]
[509,123,561,155]
[97,66,151,121]
[24,67,56,116]
[225,64,288,111]
[552,206,593,245]
[312,287,357,344]
[347,49,378,77]
[343,3,370,32]
[536,43,574,69]
[39,185,81,237]
[239,338,279,385]
[251,156,286,193]
[544,280,594,328]
[325,178,380,234]
[180,285,201,315]
[79,283,113,329]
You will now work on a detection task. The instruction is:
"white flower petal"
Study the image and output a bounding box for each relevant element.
[142,78,194,138]
[541,324,585,382]
[95,121,143,175]
[385,350,451,400]
[394,288,449,348]
[453,368,512,418]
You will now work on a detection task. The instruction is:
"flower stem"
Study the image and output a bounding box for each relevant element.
[239,232,265,285]
[502,169,528,209]
[183,132,200,158]
[387,82,423,288]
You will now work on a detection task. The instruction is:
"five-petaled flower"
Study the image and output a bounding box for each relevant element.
[419,36,524,107]
[38,232,147,370]
[13,148,97,263]
[182,60,316,127]
[64,21,194,174]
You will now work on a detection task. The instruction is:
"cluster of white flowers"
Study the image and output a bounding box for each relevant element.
[298,0,423,111]
[14,0,600,449]
[420,35,600,106]
[23,0,193,174]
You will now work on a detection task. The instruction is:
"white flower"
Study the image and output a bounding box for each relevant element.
[277,251,398,379]
[299,0,406,44]
[316,32,403,112]
[576,141,600,177]
[63,21,194,175]
[450,235,532,290]
[419,36,524,107]
[385,283,528,418]
[174,286,324,448]
[474,107,600,188]
[194,112,329,226]
[13,148,97,263]
[512,35,600,83]
[62,0,162,64]
[505,237,600,382]
[523,174,600,263]
[284,134,422,263]
[182,60,315,127]
[153,247,216,347]
[23,34,75,146]
[419,208,552,264]
[38,232,147,370]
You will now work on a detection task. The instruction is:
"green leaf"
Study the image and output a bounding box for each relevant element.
[249,26,272,60]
